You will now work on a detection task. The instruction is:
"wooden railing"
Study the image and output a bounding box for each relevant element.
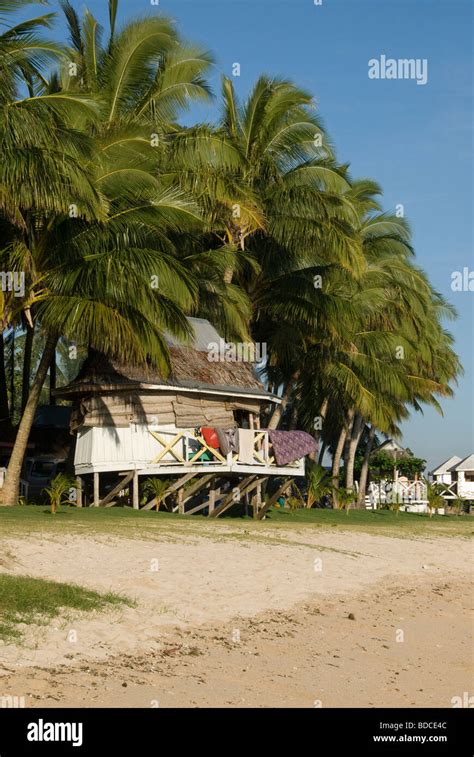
[147,428,303,471]
[366,479,428,506]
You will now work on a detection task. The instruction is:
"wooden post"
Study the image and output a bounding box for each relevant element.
[250,492,256,518]
[99,471,134,508]
[249,412,255,430]
[178,487,184,515]
[132,470,139,510]
[76,477,83,508]
[93,472,100,507]
[256,478,294,520]
[253,481,262,519]
[211,476,268,518]
[208,486,216,515]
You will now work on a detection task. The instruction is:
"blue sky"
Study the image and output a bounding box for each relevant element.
[18,0,474,470]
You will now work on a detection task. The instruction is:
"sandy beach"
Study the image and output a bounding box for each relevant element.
[0,524,472,707]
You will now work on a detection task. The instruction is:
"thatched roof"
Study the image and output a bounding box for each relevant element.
[56,318,277,403]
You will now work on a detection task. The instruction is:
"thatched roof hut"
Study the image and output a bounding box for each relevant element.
[54,319,310,513]
[56,317,278,431]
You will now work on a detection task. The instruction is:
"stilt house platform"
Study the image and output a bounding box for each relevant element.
[56,319,311,517]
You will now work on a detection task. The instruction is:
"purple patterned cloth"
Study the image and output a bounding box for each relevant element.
[268,430,317,466]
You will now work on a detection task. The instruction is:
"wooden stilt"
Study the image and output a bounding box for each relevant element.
[256,478,293,520]
[99,471,133,508]
[142,472,201,511]
[76,477,83,508]
[93,472,100,507]
[178,473,216,508]
[177,487,184,514]
[208,487,216,515]
[252,481,262,519]
[161,471,198,495]
[132,470,139,510]
[211,476,268,518]
[210,475,255,518]
[185,487,228,516]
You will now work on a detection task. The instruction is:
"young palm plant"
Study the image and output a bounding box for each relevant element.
[43,473,76,514]
[424,480,445,519]
[142,477,171,511]
[303,461,333,509]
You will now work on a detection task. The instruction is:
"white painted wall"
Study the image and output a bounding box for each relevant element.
[457,471,474,498]
[434,472,453,485]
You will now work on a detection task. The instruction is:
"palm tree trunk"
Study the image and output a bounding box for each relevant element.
[288,402,298,430]
[0,332,10,426]
[267,371,300,429]
[0,332,58,506]
[314,397,328,444]
[223,236,244,284]
[49,347,57,406]
[345,413,364,490]
[21,323,34,413]
[331,426,348,507]
[10,329,15,421]
[342,414,354,470]
[310,397,328,461]
[318,440,327,465]
[357,424,376,508]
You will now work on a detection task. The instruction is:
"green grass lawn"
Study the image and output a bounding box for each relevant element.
[0,573,130,642]
[0,504,471,540]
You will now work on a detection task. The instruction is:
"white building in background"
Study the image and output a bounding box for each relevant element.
[371,439,409,458]
[431,454,474,501]
[431,455,462,485]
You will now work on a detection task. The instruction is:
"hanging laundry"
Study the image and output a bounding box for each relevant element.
[216,427,239,455]
[238,429,255,464]
[201,427,220,449]
[268,430,317,466]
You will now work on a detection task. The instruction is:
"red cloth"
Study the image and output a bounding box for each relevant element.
[201,427,220,449]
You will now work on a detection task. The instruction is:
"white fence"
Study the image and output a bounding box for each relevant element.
[363,479,429,511]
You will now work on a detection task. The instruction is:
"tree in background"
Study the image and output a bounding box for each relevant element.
[0,1,462,509]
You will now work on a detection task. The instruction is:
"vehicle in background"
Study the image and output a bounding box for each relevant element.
[22,457,68,502]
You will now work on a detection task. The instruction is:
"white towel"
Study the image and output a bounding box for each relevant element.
[238,429,255,464]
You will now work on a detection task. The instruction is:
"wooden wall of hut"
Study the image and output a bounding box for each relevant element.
[70,391,263,431]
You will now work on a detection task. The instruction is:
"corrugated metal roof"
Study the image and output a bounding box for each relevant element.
[167,317,222,352]
[431,455,462,475]
[454,454,474,471]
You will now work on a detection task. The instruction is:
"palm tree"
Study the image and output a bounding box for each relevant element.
[303,460,333,509]
[336,487,355,514]
[0,2,462,511]
[0,0,61,103]
[356,424,377,507]
[169,74,362,352]
[57,0,213,124]
[424,480,445,518]
[0,3,215,505]
[289,176,460,508]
